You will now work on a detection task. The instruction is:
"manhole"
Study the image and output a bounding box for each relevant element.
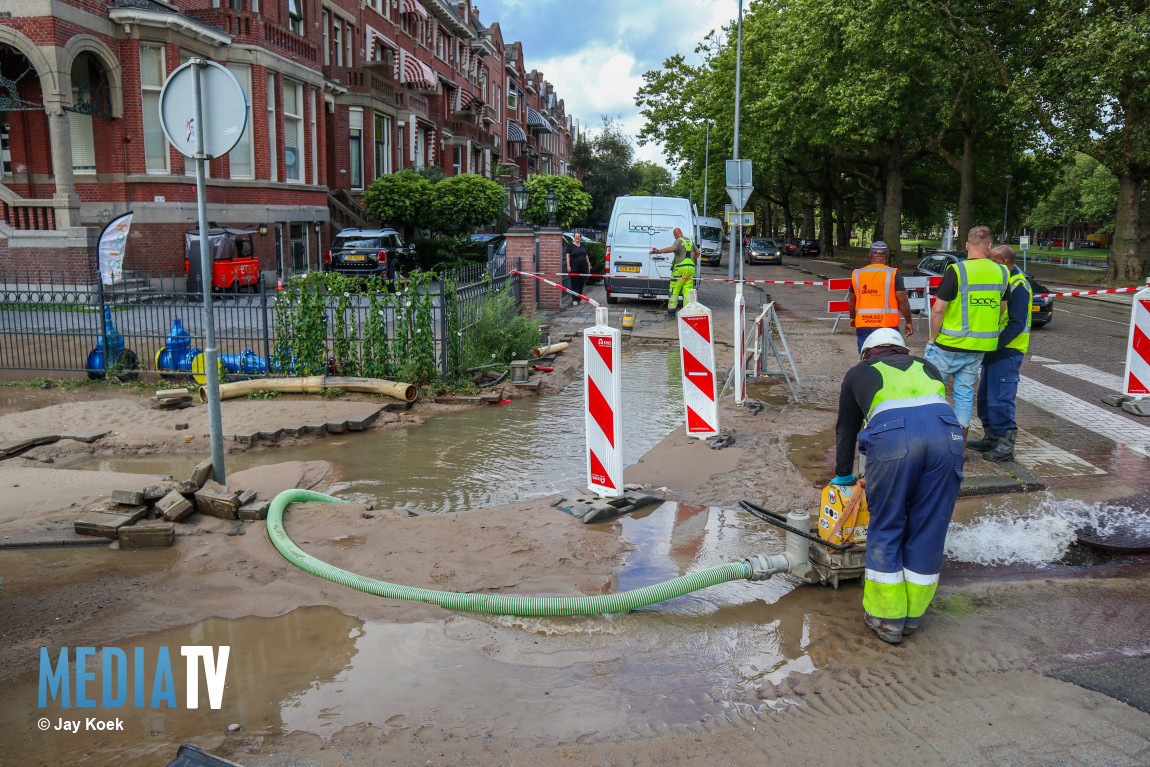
[1076,526,1150,553]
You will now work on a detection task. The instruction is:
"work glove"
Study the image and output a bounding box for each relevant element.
[829,474,856,486]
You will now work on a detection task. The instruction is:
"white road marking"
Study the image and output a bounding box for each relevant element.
[1017,376,1150,458]
[1030,355,1061,363]
[1041,364,1125,393]
[971,418,1104,476]
[1050,308,1128,325]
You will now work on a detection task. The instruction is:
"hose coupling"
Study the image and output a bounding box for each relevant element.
[744,553,790,581]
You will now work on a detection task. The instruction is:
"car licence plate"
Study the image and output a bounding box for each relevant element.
[1031,304,1040,312]
[344,255,366,262]
[616,264,641,273]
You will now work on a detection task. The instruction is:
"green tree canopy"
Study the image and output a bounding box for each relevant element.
[522,174,593,230]
[362,169,433,235]
[429,174,506,236]
[631,161,674,196]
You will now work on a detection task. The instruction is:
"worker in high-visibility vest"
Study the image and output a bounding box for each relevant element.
[834,327,964,644]
[650,227,698,317]
[848,241,915,351]
[925,226,1010,440]
[969,245,1032,462]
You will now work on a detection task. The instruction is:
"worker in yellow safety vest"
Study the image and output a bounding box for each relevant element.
[969,245,1032,462]
[650,227,698,318]
[848,240,915,351]
[925,226,1009,439]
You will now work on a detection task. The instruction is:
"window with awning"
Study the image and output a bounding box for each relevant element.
[400,0,428,19]
[400,49,436,91]
[527,107,553,133]
[506,121,527,143]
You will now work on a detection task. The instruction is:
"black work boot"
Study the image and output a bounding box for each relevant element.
[902,616,921,636]
[864,612,904,644]
[665,306,677,318]
[983,428,1017,462]
[967,429,999,452]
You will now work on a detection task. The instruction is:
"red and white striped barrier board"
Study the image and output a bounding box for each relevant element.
[734,283,746,403]
[584,307,623,496]
[678,289,720,438]
[1123,284,1150,396]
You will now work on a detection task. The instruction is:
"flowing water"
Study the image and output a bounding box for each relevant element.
[78,347,684,513]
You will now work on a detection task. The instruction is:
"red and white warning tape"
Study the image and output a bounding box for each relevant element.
[1033,285,1142,299]
[522,271,828,286]
[511,270,601,308]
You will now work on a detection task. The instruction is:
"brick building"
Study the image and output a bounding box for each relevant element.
[0,0,581,281]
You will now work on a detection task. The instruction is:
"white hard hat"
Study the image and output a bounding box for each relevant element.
[860,328,906,356]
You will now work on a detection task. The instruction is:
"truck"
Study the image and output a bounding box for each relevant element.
[697,216,723,266]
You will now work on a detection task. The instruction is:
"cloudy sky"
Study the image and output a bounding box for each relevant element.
[476,0,735,167]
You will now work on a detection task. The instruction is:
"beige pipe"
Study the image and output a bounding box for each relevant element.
[532,341,568,358]
[202,376,417,403]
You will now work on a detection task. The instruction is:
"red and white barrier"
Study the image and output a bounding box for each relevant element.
[734,282,746,403]
[678,289,720,438]
[584,306,623,496]
[1035,285,1142,299]
[1123,283,1150,396]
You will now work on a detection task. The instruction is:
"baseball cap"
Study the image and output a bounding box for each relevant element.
[869,241,889,255]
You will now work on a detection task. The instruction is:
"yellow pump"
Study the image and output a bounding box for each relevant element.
[817,479,869,546]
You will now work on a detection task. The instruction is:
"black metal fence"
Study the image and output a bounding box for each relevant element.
[0,261,518,380]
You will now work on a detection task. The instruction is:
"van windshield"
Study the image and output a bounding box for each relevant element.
[699,226,722,242]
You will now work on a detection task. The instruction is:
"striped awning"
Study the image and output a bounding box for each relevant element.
[400,0,428,19]
[527,107,553,133]
[506,121,527,143]
[400,49,436,92]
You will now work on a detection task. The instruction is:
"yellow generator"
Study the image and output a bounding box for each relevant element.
[739,479,869,588]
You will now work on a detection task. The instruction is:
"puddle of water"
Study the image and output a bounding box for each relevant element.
[1,502,860,764]
[784,429,836,486]
[79,348,685,513]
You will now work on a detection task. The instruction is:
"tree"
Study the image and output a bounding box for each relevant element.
[362,169,433,237]
[429,174,506,236]
[631,161,674,196]
[577,117,638,226]
[522,174,593,229]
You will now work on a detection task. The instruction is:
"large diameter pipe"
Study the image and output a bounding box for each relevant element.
[532,341,569,358]
[201,376,416,403]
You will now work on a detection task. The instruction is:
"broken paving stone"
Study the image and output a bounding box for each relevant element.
[155,388,191,399]
[238,501,270,521]
[237,489,257,506]
[75,512,136,539]
[111,489,146,506]
[190,458,213,489]
[194,480,239,520]
[325,420,347,434]
[174,479,199,497]
[282,425,306,438]
[118,523,175,549]
[59,431,109,444]
[346,410,380,431]
[142,484,174,502]
[88,500,149,524]
[156,491,194,522]
[305,423,327,435]
[257,428,284,442]
[174,423,189,431]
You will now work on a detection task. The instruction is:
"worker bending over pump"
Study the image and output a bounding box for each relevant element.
[650,227,698,317]
[833,328,964,645]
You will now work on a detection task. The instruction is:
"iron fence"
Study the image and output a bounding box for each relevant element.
[0,262,518,380]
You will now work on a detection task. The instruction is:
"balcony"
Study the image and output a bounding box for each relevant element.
[396,90,430,118]
[0,185,60,232]
[444,119,494,148]
[186,8,318,64]
[327,65,398,105]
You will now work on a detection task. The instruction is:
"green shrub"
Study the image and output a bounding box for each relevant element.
[464,283,540,369]
[584,241,606,284]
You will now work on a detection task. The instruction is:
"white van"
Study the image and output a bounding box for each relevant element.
[697,216,723,266]
[604,196,698,305]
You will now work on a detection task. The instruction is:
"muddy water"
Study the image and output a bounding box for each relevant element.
[78,347,684,513]
[2,502,864,765]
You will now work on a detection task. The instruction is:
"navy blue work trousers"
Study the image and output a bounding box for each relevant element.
[858,404,965,582]
[976,352,1023,435]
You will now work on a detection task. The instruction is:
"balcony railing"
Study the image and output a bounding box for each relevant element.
[186,9,318,64]
[396,90,429,117]
[0,186,59,231]
[444,119,494,148]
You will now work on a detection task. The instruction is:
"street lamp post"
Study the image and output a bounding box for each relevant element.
[1002,174,1013,244]
[703,120,710,216]
[545,188,559,228]
[511,182,530,227]
[728,0,745,282]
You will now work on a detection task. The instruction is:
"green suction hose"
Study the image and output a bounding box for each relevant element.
[267,489,781,616]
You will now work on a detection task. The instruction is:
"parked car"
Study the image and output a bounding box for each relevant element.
[484,232,575,260]
[913,252,1053,327]
[784,238,801,256]
[184,228,259,293]
[745,237,783,264]
[799,238,820,257]
[324,228,417,281]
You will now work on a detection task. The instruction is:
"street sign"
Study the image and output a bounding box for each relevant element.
[725,158,753,210]
[159,60,248,159]
[726,211,754,227]
[1019,235,1030,251]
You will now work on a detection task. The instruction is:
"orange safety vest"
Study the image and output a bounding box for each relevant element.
[851,264,900,328]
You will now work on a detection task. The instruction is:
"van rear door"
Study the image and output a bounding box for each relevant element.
[611,209,682,280]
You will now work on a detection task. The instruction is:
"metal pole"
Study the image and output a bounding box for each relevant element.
[703,121,710,216]
[1002,174,1013,244]
[727,0,744,283]
[192,59,226,485]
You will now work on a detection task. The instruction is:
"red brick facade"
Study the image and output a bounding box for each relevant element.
[0,0,581,281]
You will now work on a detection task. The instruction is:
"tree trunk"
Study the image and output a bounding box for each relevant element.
[956,130,975,250]
[783,203,795,241]
[802,202,815,240]
[883,143,905,266]
[836,195,849,246]
[872,171,887,243]
[820,188,834,258]
[1107,173,1147,282]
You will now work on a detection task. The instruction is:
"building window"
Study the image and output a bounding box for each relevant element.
[68,112,96,174]
[507,80,517,111]
[288,0,304,35]
[311,89,319,185]
[283,80,303,181]
[452,145,462,175]
[267,77,277,182]
[414,127,424,169]
[333,21,342,66]
[374,113,392,177]
[141,45,167,174]
[349,107,363,189]
[225,63,253,178]
[346,23,354,67]
[322,10,330,65]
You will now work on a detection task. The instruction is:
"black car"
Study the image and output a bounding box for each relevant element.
[913,252,1053,327]
[745,237,783,264]
[324,228,417,281]
[799,239,820,257]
